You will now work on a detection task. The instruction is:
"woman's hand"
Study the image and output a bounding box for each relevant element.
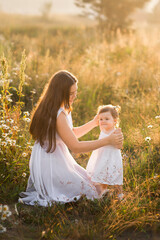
[92,114,99,127]
[107,128,123,149]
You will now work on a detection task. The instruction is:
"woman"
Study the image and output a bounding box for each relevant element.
[19,70,123,206]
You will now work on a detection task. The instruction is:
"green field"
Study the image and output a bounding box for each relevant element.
[0,13,159,239]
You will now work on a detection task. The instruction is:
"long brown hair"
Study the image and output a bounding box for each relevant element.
[30,70,78,152]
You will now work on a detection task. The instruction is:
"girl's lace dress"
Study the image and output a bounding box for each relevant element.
[86,131,123,185]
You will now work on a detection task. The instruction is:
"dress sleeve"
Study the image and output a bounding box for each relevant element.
[57,108,66,118]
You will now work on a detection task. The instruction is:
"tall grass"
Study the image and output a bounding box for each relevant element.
[0,14,159,239]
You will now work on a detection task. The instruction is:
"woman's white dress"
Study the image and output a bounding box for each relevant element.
[86,131,123,185]
[19,108,98,206]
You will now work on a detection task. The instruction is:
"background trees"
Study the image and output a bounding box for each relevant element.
[75,0,150,31]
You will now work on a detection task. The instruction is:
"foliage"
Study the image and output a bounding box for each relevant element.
[75,0,150,31]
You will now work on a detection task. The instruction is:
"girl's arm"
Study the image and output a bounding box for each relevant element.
[57,112,123,154]
[72,115,99,138]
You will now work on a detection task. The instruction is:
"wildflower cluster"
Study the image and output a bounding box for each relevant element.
[0,204,12,233]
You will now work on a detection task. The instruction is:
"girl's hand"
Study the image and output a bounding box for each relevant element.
[92,114,99,127]
[107,128,123,149]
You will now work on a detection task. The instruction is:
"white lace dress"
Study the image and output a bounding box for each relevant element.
[86,131,123,185]
[19,108,99,206]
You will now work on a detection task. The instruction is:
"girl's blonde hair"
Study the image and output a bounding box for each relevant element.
[97,104,121,128]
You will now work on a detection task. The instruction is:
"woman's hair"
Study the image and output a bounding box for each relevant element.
[29,70,78,152]
[97,104,121,127]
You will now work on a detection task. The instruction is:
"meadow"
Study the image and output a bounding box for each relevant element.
[0,13,160,239]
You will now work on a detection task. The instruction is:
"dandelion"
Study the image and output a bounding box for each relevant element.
[0,224,6,233]
[155,115,160,119]
[147,125,153,128]
[145,137,151,142]
[22,172,26,177]
[22,152,27,157]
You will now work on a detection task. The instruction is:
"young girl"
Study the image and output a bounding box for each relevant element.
[19,71,123,206]
[86,105,123,200]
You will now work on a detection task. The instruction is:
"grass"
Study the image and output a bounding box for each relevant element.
[0,13,160,239]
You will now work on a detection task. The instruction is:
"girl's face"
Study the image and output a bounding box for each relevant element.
[99,111,117,132]
[69,83,78,105]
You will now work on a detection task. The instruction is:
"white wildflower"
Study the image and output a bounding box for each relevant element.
[0,120,5,124]
[3,205,9,212]
[1,212,7,220]
[147,125,153,128]
[30,89,36,94]
[0,224,6,233]
[22,172,26,177]
[22,152,27,157]
[154,174,158,179]
[155,115,160,119]
[145,137,151,142]
[1,141,7,146]
[6,119,14,124]
[0,204,2,212]
[13,126,18,130]
[2,133,8,138]
[42,231,46,237]
[23,111,30,116]
[6,211,12,217]
[23,118,30,123]
[116,72,122,76]
[1,124,9,130]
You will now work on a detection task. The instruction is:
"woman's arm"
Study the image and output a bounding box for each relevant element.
[57,112,123,154]
[72,115,99,138]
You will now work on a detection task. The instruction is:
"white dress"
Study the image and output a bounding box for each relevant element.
[86,130,123,185]
[19,108,99,206]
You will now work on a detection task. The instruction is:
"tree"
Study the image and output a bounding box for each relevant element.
[75,0,150,31]
[40,1,53,21]
[149,0,160,24]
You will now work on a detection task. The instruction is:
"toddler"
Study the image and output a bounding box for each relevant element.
[86,105,123,200]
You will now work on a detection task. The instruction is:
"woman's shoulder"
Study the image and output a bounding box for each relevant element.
[57,108,66,118]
